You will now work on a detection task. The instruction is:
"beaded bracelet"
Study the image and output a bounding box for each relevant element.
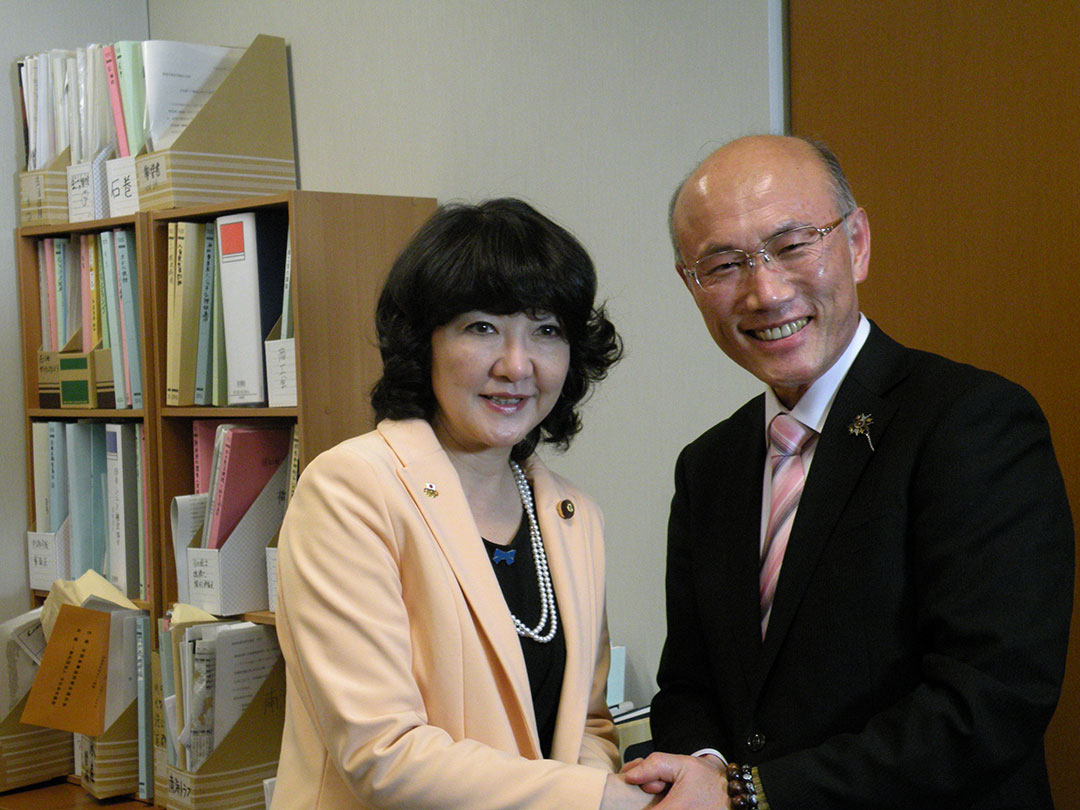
[725,763,769,810]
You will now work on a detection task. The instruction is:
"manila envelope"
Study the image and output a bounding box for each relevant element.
[21,604,110,735]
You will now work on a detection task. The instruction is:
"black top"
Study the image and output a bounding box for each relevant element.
[483,506,566,758]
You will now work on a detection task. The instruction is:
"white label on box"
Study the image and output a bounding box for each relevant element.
[106,156,140,216]
[27,523,71,590]
[187,550,222,614]
[168,766,194,805]
[67,163,95,222]
[265,338,297,408]
[266,548,278,612]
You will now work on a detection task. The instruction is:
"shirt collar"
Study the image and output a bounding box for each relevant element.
[765,314,870,436]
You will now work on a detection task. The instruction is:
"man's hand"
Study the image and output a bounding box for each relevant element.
[621,752,730,809]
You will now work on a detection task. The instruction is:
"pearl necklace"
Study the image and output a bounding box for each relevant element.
[508,461,559,643]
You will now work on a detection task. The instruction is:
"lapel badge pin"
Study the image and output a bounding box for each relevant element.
[423,483,439,498]
[557,499,575,519]
[848,413,875,451]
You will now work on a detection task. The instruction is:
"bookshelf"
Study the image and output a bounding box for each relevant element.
[16,212,160,617]
[147,191,436,618]
[14,190,436,805]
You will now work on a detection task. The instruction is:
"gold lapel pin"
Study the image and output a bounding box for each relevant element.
[848,413,875,451]
[423,483,439,498]
[557,499,575,519]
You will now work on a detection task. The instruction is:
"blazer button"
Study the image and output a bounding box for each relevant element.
[746,732,766,753]
[557,499,575,519]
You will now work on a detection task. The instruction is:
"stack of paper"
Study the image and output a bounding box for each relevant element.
[16,39,243,170]
[159,618,279,772]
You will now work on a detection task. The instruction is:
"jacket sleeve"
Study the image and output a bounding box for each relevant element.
[275,445,610,810]
[576,521,621,772]
[650,444,731,756]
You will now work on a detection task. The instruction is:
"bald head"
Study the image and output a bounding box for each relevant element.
[669,136,856,265]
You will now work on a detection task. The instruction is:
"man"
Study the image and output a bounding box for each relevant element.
[622,135,1073,808]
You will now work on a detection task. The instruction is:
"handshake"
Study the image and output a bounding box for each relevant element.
[604,752,742,810]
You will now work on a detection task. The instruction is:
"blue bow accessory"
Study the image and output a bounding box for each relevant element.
[493,548,516,565]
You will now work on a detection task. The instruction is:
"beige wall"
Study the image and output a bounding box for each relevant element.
[0,0,149,619]
[2,1,779,706]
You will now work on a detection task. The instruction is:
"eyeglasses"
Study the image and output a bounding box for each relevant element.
[682,211,852,291]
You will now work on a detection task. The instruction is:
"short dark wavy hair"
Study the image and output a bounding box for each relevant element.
[371,198,622,461]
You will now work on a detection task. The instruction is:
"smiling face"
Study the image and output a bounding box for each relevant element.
[672,136,870,407]
[430,310,571,459]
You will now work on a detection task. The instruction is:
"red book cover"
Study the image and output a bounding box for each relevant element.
[204,426,290,549]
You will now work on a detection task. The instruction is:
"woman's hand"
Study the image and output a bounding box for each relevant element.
[601,772,660,809]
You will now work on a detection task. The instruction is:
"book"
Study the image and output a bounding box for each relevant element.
[202,425,291,549]
[101,44,129,157]
[210,240,227,406]
[192,419,231,494]
[135,424,147,600]
[165,221,178,404]
[168,221,205,406]
[79,235,92,351]
[98,230,128,409]
[115,228,143,408]
[31,422,51,531]
[42,238,57,350]
[215,210,289,405]
[193,226,217,405]
[105,423,139,598]
[47,422,69,533]
[86,234,103,350]
[135,613,153,801]
[66,421,107,580]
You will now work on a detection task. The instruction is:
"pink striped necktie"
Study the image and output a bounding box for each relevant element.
[760,413,815,637]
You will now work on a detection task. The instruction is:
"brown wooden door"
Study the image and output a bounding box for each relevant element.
[789,2,1079,804]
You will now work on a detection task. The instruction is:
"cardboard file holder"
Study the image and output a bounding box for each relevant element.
[76,700,140,799]
[152,650,169,803]
[19,148,70,226]
[165,658,285,810]
[187,457,288,616]
[0,693,73,792]
[52,346,115,409]
[135,34,297,211]
[265,336,297,408]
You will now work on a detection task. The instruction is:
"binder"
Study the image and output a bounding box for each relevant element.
[134,35,297,211]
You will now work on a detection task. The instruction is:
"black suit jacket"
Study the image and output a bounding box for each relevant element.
[651,324,1073,809]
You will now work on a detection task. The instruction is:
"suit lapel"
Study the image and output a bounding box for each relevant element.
[756,325,909,680]
[379,420,541,756]
[525,460,594,762]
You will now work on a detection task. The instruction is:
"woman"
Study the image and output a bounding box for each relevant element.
[272,199,653,809]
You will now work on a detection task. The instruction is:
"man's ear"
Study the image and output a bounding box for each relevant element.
[675,264,696,294]
[847,207,871,283]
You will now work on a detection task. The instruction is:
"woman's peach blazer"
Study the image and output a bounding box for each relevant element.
[271,419,619,810]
